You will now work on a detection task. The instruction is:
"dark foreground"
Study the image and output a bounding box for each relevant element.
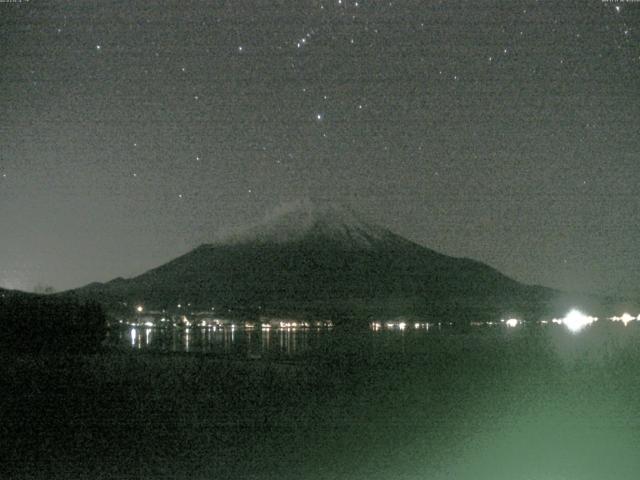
[2,324,640,479]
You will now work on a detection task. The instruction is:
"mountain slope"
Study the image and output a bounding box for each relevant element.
[70,202,596,321]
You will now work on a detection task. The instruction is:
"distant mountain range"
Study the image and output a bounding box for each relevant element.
[67,201,621,324]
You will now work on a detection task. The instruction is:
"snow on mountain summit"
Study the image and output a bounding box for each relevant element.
[213,200,391,248]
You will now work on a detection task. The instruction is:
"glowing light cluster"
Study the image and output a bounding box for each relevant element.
[559,309,597,333]
[610,313,638,326]
[373,321,431,331]
[502,318,520,328]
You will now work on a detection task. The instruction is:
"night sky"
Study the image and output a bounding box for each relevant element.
[1,0,638,296]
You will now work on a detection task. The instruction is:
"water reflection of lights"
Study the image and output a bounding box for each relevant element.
[262,328,270,351]
[130,328,137,347]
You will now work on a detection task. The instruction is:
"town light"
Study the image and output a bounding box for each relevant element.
[504,318,519,328]
[562,309,595,333]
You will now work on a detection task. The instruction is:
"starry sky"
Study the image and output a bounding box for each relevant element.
[1,0,638,296]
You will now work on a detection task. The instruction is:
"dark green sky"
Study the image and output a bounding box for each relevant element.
[1,0,638,295]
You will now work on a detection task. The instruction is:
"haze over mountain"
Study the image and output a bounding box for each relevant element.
[70,201,615,323]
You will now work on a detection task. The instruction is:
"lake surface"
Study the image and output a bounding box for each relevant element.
[108,323,455,357]
[110,324,325,356]
[6,321,640,480]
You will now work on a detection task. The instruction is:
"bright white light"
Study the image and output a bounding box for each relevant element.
[504,318,519,328]
[398,322,406,330]
[136,305,143,313]
[562,309,595,333]
[614,313,635,326]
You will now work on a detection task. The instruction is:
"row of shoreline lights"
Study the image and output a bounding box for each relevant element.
[134,305,638,334]
[503,310,639,333]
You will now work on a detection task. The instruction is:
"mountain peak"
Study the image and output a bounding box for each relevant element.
[213,200,389,248]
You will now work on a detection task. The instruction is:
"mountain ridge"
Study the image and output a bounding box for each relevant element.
[67,202,611,322]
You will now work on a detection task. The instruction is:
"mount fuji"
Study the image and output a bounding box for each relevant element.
[69,201,604,323]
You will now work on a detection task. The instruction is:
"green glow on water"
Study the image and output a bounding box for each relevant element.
[4,322,640,479]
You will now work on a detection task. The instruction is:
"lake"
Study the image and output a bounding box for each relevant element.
[4,320,640,479]
[109,321,456,357]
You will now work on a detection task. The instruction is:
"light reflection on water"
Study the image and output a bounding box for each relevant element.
[113,325,323,357]
[111,318,640,359]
